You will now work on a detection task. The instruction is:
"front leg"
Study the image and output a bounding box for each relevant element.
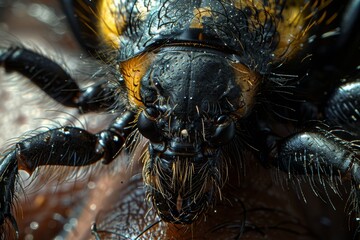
[272,127,360,181]
[261,124,360,228]
[269,127,360,235]
[273,77,360,184]
[0,110,135,238]
[259,77,360,193]
[0,46,119,113]
[325,78,360,135]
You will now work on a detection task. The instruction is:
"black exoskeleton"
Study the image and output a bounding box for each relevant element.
[0,0,359,239]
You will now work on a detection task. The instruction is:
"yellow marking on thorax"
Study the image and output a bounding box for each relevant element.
[275,0,333,61]
[98,0,126,49]
[120,53,155,107]
[233,0,334,62]
[230,62,261,117]
[190,7,212,29]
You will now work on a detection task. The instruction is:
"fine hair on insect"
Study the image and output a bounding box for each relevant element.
[0,0,359,239]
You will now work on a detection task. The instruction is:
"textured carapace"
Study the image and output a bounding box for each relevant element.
[77,0,333,223]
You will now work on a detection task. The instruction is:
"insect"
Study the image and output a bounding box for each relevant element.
[0,0,359,239]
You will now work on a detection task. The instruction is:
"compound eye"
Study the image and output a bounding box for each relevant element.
[137,108,163,142]
[210,115,235,146]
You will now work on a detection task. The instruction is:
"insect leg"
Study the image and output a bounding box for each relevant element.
[59,0,99,55]
[269,128,359,179]
[325,76,360,135]
[258,74,360,176]
[0,110,135,237]
[258,122,360,225]
[0,46,117,113]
